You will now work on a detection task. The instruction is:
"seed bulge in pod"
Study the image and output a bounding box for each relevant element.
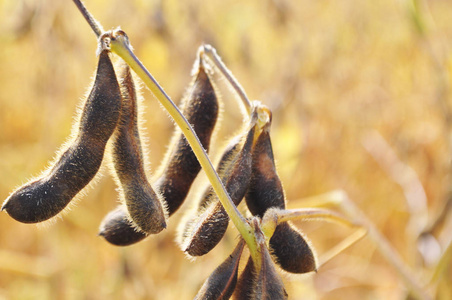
[98,205,148,246]
[245,120,317,274]
[97,56,218,246]
[270,222,316,274]
[110,64,166,234]
[182,120,257,257]
[2,50,121,223]
[154,58,219,216]
[245,122,284,218]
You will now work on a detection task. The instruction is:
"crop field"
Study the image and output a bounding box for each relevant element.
[0,0,451,299]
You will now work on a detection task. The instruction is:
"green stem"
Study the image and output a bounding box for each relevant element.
[107,31,258,255]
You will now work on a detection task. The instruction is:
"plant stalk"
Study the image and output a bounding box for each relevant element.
[72,0,103,37]
[202,45,252,115]
[107,31,257,255]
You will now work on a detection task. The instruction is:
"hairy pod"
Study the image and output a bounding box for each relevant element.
[154,60,219,216]
[110,64,166,234]
[98,58,218,246]
[245,123,284,218]
[269,222,316,273]
[194,239,245,300]
[194,135,243,213]
[233,256,255,300]
[234,248,287,299]
[245,121,316,273]
[2,50,121,223]
[254,246,288,300]
[182,118,257,257]
[98,205,148,246]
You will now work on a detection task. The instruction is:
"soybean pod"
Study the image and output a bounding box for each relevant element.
[181,111,258,257]
[245,118,317,274]
[109,63,166,234]
[233,252,287,300]
[154,56,219,216]
[99,55,219,245]
[2,50,121,223]
[98,205,147,246]
[194,239,245,300]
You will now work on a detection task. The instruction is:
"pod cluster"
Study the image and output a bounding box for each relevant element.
[3,45,318,299]
[190,106,317,299]
[1,49,219,243]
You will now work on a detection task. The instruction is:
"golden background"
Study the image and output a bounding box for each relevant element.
[0,0,451,299]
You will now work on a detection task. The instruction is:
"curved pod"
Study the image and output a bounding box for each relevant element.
[110,64,166,234]
[2,50,121,223]
[245,121,316,274]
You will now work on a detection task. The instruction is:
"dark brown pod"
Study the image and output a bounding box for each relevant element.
[245,121,316,274]
[254,244,288,300]
[98,205,148,246]
[233,256,255,300]
[154,59,219,216]
[234,248,287,300]
[2,50,121,223]
[195,136,243,212]
[110,64,166,234]
[269,222,316,273]
[182,120,257,257]
[98,57,218,246]
[194,239,245,300]
[245,124,284,218]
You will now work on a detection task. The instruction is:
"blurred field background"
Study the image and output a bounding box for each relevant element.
[1,0,452,299]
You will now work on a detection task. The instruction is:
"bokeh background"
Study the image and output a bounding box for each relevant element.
[1,0,452,299]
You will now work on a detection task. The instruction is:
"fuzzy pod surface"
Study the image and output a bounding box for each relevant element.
[182,121,256,257]
[154,62,219,216]
[234,250,287,300]
[245,121,317,274]
[110,64,166,234]
[98,205,148,246]
[2,50,121,223]
[99,59,218,246]
[194,239,245,300]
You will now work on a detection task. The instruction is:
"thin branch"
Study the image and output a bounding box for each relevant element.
[72,0,103,38]
[260,206,359,243]
[106,30,259,256]
[276,208,358,228]
[318,228,367,267]
[201,44,252,115]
